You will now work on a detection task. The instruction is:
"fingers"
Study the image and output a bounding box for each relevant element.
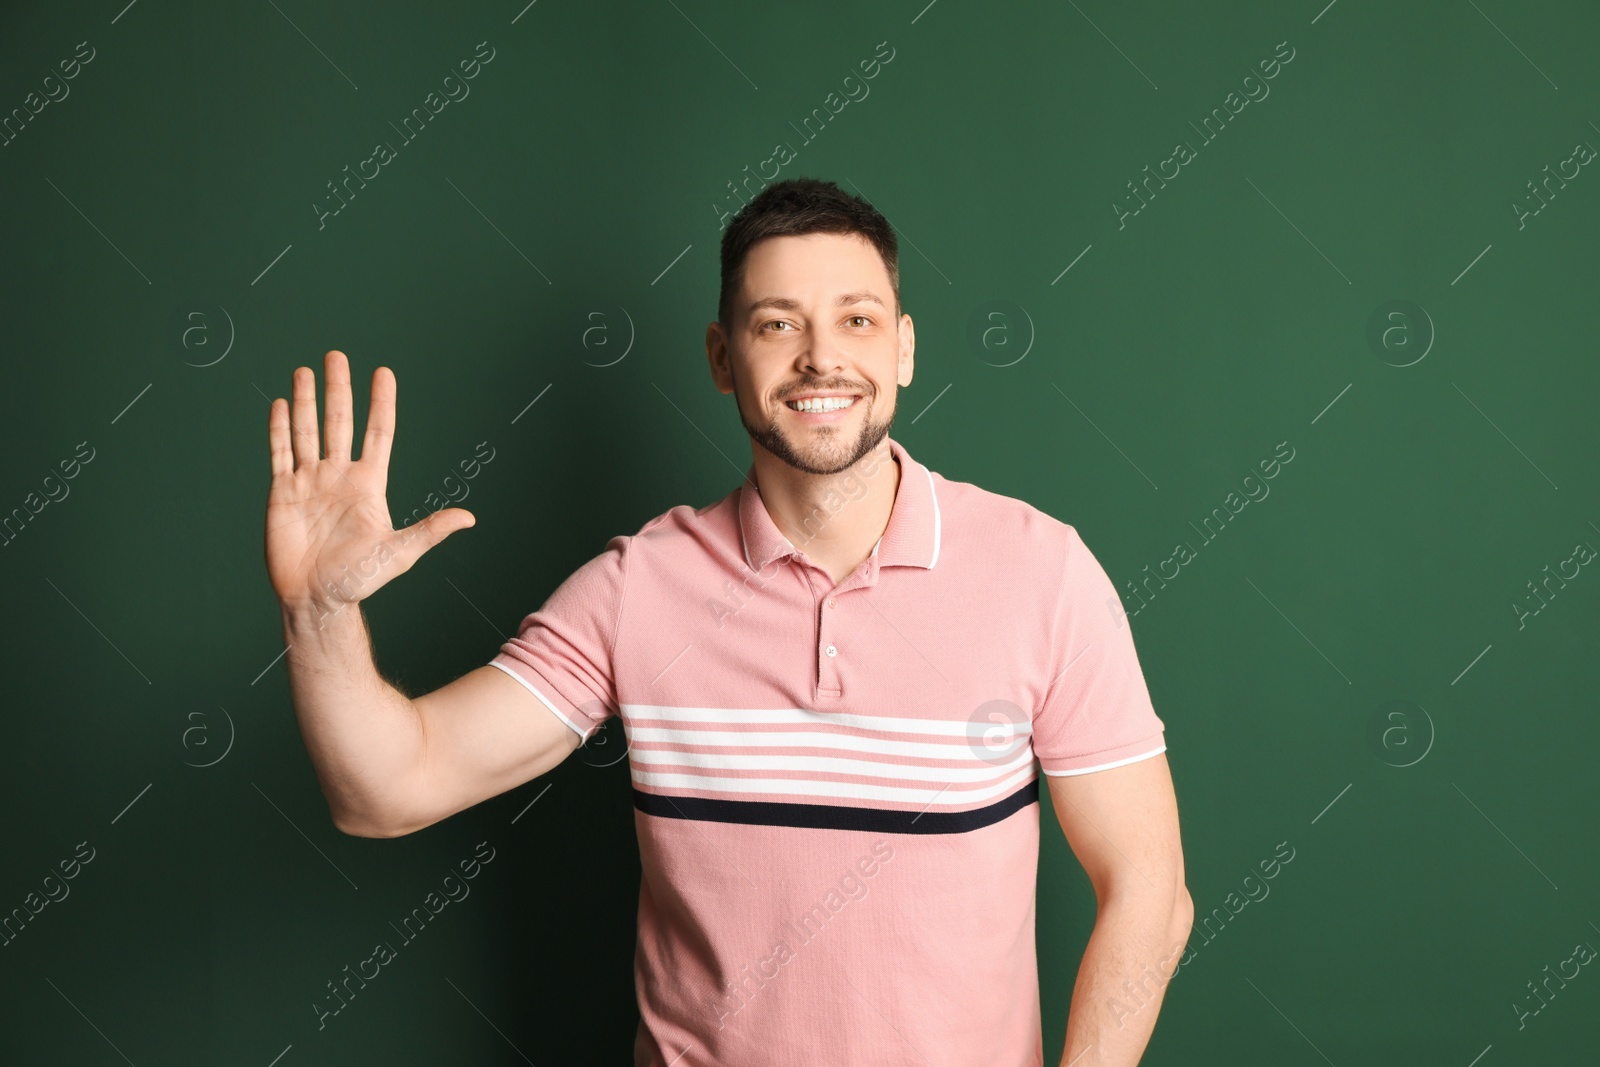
[290,365,321,468]
[323,350,354,461]
[268,397,293,478]
[361,365,397,469]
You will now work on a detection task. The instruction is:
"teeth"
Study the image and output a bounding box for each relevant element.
[787,396,857,413]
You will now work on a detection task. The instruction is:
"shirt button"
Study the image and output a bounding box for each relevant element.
[827,598,837,608]
[825,645,837,657]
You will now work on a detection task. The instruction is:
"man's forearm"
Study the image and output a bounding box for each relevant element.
[279,601,425,836]
[1058,893,1190,1066]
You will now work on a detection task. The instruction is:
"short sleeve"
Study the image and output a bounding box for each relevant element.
[487,535,628,743]
[1030,525,1166,776]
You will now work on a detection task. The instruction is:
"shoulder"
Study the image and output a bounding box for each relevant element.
[928,466,1079,559]
[923,467,1127,607]
[617,486,743,563]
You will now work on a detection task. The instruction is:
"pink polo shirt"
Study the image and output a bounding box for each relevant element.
[488,436,1166,1067]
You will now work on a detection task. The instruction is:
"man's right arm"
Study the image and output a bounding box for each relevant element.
[280,600,583,838]
[266,351,586,839]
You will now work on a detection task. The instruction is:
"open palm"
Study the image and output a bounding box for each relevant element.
[265,350,474,616]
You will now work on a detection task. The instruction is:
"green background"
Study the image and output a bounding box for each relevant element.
[2,0,1597,1062]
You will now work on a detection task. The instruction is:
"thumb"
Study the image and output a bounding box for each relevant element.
[393,507,476,569]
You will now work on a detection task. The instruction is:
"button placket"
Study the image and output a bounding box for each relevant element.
[819,596,836,688]
[806,567,839,697]
[814,566,869,699]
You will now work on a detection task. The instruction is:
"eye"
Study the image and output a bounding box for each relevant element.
[760,320,793,333]
[846,315,872,327]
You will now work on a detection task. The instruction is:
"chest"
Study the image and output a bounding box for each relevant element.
[616,553,1058,732]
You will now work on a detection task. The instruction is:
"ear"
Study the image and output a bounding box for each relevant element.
[897,312,915,388]
[706,321,734,395]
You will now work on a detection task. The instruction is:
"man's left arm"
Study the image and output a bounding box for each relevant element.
[1046,751,1192,1067]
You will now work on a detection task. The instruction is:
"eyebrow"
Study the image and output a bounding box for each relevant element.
[746,291,886,319]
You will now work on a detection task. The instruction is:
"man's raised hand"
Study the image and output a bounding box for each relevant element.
[265,350,475,620]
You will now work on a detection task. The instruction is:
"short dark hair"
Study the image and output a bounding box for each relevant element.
[717,177,900,328]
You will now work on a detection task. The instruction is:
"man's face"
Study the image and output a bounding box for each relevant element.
[708,232,914,476]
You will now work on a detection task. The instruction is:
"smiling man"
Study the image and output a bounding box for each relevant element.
[266,177,1191,1067]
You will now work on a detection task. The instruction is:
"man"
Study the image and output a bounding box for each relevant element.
[265,177,1192,1066]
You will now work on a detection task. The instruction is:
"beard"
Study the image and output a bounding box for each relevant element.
[735,370,895,476]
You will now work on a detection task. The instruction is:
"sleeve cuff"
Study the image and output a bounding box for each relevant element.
[1037,732,1166,777]
[486,657,605,742]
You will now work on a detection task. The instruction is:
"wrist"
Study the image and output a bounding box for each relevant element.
[279,595,364,643]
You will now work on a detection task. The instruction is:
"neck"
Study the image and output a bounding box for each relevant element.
[750,439,901,585]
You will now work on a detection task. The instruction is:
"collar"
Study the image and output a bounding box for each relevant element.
[738,436,941,574]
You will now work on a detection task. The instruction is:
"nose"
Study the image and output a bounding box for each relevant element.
[796,329,847,380]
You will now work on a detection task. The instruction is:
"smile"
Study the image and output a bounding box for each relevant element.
[785,396,859,413]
